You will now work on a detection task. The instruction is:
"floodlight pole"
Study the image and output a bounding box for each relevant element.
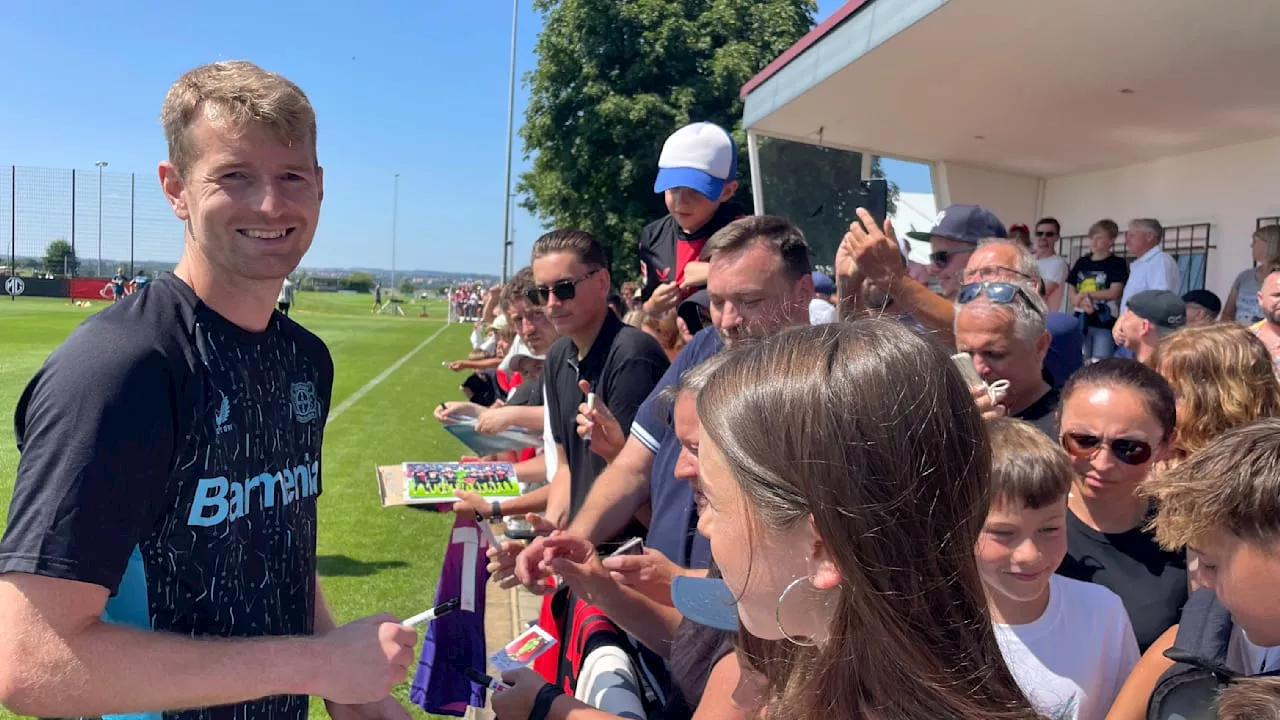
[391,172,400,294]
[500,0,519,283]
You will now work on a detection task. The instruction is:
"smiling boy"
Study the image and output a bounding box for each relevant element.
[979,417,1140,720]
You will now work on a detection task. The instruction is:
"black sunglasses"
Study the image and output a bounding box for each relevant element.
[526,268,601,306]
[930,248,975,268]
[956,281,1045,316]
[1060,432,1154,466]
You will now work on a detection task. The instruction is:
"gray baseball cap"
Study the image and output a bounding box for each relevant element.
[1127,290,1187,335]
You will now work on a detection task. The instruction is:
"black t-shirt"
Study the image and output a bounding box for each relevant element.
[1056,509,1189,652]
[544,311,668,537]
[663,562,736,720]
[1067,254,1129,329]
[638,201,746,302]
[1015,381,1061,439]
[0,274,334,720]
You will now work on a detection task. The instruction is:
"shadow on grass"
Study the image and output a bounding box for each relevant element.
[317,554,410,577]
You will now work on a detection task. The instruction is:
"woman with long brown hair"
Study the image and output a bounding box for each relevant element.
[693,320,1039,719]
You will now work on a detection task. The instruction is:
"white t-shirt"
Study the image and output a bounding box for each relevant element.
[1038,255,1070,313]
[809,297,837,324]
[993,574,1140,720]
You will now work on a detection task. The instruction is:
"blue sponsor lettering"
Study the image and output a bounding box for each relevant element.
[187,458,320,527]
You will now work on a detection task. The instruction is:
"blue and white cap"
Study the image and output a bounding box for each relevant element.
[654,122,738,201]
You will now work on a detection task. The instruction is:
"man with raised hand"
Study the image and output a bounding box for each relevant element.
[841,209,1083,388]
[0,61,414,720]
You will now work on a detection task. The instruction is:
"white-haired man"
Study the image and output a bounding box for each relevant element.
[954,269,1058,438]
[1119,218,1181,313]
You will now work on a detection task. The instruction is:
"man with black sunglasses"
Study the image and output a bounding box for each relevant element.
[528,229,670,534]
[955,276,1060,438]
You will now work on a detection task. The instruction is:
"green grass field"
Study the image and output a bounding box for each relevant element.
[0,291,476,720]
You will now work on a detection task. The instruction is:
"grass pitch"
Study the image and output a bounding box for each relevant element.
[0,290,479,720]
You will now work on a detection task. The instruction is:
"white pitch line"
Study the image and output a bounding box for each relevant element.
[326,322,453,425]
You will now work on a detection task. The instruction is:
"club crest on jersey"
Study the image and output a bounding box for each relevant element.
[291,381,319,424]
[214,391,233,436]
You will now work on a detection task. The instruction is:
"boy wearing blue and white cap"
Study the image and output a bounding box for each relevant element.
[639,122,746,315]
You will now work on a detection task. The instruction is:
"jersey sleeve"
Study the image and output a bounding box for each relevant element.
[637,220,662,302]
[0,328,177,594]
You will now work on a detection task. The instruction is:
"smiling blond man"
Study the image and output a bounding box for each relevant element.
[0,61,415,720]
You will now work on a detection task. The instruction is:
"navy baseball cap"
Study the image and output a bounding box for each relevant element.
[906,204,1007,245]
[1182,289,1221,317]
[812,271,835,296]
[671,575,739,631]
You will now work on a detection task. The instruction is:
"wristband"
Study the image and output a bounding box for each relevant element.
[490,500,504,521]
[529,683,565,720]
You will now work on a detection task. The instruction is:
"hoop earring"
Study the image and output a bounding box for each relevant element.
[776,576,818,647]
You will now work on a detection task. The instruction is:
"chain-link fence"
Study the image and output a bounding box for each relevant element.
[2,165,184,281]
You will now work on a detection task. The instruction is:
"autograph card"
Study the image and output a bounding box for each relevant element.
[489,624,557,672]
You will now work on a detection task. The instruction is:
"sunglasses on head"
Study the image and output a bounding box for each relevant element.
[956,281,1045,316]
[930,248,975,268]
[1060,432,1154,466]
[526,268,601,306]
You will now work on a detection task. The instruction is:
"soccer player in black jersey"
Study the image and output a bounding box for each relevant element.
[0,61,416,720]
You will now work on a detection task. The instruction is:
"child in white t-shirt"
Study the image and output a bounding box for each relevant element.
[979,417,1141,720]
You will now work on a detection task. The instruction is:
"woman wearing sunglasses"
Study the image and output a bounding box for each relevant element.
[1055,359,1187,653]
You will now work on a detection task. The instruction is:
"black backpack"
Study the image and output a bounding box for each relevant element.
[1147,588,1280,719]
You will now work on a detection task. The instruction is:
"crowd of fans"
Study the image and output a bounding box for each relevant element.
[3,59,1279,720]
[425,120,1280,720]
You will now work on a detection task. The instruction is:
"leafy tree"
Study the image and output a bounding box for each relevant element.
[341,271,377,294]
[400,280,416,296]
[43,239,80,277]
[519,0,817,277]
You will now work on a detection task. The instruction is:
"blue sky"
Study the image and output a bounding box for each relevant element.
[0,1,930,275]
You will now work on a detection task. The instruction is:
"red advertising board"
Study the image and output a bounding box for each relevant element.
[69,277,121,300]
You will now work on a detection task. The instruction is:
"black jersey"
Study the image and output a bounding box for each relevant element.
[1,273,334,720]
[637,201,746,302]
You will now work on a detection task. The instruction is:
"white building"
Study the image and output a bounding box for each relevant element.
[741,0,1280,297]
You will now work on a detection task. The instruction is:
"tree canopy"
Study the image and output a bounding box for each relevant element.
[519,0,817,280]
[43,239,80,277]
